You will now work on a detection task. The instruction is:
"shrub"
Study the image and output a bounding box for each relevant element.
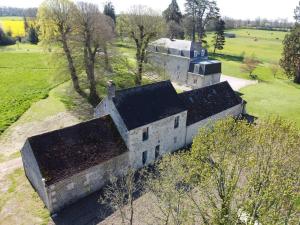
[0,28,16,46]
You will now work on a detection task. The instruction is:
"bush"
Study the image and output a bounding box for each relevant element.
[0,28,16,46]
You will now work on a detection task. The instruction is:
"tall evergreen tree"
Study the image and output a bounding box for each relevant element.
[212,18,225,53]
[103,1,116,24]
[163,0,184,39]
[28,25,39,44]
[163,0,182,23]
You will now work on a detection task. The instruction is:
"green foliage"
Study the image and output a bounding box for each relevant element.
[27,25,39,44]
[148,117,300,224]
[280,24,300,83]
[212,19,225,53]
[0,27,15,46]
[163,0,182,24]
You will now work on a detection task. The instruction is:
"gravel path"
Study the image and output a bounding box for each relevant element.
[221,75,258,91]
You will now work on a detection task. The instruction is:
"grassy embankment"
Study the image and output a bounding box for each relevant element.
[207,29,300,127]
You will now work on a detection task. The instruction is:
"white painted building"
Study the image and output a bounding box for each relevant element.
[147,38,222,89]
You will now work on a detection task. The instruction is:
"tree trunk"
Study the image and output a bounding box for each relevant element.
[84,47,100,106]
[61,35,83,96]
[294,65,300,84]
[136,60,143,86]
[103,43,112,72]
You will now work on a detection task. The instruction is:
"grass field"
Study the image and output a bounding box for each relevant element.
[0,44,66,134]
[207,29,300,127]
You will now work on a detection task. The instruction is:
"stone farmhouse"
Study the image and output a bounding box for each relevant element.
[147,38,222,89]
[21,80,246,214]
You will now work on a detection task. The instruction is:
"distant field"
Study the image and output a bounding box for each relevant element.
[208,29,300,127]
[0,44,66,134]
[0,16,25,37]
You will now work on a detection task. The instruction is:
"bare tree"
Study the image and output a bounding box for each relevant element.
[99,169,144,225]
[270,62,280,78]
[74,2,114,106]
[125,5,165,85]
[38,0,84,96]
[241,55,261,79]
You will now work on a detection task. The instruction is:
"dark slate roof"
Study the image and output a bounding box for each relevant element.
[178,81,243,125]
[113,81,186,130]
[27,115,128,186]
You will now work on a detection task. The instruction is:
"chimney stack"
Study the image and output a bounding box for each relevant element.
[107,80,116,99]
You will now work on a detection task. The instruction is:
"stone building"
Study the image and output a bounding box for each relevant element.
[147,38,222,89]
[21,80,245,214]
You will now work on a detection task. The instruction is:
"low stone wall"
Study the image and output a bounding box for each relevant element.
[186,104,243,145]
[46,152,129,213]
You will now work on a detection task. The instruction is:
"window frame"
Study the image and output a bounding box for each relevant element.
[174,116,180,129]
[142,127,149,141]
[142,151,148,165]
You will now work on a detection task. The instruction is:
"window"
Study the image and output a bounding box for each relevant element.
[174,137,177,143]
[193,78,197,84]
[174,116,180,129]
[142,151,148,165]
[155,145,160,159]
[177,65,180,70]
[142,127,149,141]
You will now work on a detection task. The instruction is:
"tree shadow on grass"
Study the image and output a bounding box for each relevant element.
[210,53,244,62]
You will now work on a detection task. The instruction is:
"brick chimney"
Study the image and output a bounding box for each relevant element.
[107,80,116,99]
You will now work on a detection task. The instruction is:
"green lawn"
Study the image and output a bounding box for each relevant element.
[207,29,300,127]
[0,44,66,134]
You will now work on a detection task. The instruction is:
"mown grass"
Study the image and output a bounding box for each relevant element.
[0,168,50,225]
[207,29,300,127]
[0,44,66,134]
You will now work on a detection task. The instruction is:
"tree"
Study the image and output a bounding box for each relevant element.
[280,24,300,83]
[125,6,164,85]
[212,18,225,53]
[0,27,15,46]
[116,14,129,41]
[166,20,185,39]
[295,1,300,23]
[28,25,39,44]
[163,0,182,24]
[38,0,83,95]
[241,55,260,78]
[75,2,114,106]
[188,117,300,224]
[185,0,219,43]
[99,169,144,225]
[270,62,280,78]
[163,0,184,39]
[104,1,116,24]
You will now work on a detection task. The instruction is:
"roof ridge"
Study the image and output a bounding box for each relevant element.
[115,80,172,94]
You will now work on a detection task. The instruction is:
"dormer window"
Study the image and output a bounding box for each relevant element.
[142,127,149,141]
[174,116,180,129]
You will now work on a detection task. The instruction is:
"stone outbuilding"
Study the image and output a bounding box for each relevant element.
[21,80,245,214]
[147,38,222,89]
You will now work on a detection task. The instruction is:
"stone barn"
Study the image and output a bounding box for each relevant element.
[147,38,222,89]
[21,80,246,214]
[21,115,129,213]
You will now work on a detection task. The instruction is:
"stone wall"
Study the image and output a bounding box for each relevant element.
[21,141,50,209]
[186,104,243,144]
[128,111,188,169]
[94,97,129,146]
[187,72,221,89]
[46,152,130,213]
[147,52,190,85]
